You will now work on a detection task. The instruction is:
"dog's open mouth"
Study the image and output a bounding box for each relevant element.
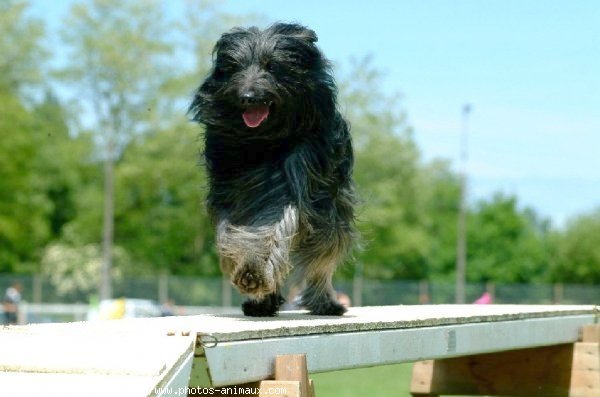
[242,104,270,128]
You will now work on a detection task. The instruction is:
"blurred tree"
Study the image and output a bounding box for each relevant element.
[33,92,96,239]
[58,0,174,298]
[0,2,578,287]
[114,125,217,276]
[466,193,550,283]
[164,0,252,105]
[0,88,93,273]
[56,1,243,279]
[0,89,50,272]
[339,57,431,279]
[0,0,46,95]
[338,59,552,284]
[550,208,600,283]
[420,159,461,280]
[0,1,49,273]
[41,242,131,301]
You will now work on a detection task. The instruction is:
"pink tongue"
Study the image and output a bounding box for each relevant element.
[242,106,270,128]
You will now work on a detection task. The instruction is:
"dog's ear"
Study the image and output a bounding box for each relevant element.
[271,23,318,44]
[213,27,255,57]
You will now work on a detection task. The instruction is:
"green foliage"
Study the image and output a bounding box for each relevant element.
[420,160,461,280]
[114,125,217,275]
[165,0,253,103]
[0,90,95,273]
[41,242,130,300]
[339,58,465,282]
[341,57,431,279]
[467,193,551,283]
[1,3,598,288]
[58,0,175,153]
[550,208,600,283]
[33,93,96,238]
[0,89,50,272]
[0,0,46,94]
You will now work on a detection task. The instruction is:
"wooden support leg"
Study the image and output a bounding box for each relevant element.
[218,354,315,397]
[411,325,600,397]
[410,346,585,396]
[572,325,600,397]
[274,354,311,396]
[410,360,439,397]
[222,354,311,397]
[583,324,600,343]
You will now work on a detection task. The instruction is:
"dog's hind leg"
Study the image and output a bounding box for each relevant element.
[294,229,353,316]
[298,262,346,316]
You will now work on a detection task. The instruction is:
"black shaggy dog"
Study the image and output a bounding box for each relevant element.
[189,23,357,316]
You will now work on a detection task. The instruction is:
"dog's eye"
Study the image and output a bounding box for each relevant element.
[289,54,301,64]
[265,60,276,73]
[213,66,227,81]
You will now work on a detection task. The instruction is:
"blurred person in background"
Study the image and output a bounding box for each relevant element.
[3,281,23,325]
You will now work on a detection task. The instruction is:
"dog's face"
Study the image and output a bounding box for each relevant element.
[192,23,335,136]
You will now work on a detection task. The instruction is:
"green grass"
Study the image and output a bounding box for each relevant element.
[312,363,414,397]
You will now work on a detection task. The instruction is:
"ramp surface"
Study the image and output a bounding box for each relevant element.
[1,305,597,393]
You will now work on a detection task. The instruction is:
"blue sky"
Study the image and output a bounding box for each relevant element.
[31,1,600,227]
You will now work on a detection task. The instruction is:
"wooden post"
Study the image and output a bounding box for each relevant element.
[220,354,315,397]
[572,325,600,396]
[419,280,430,304]
[33,274,43,303]
[582,324,600,343]
[274,354,311,397]
[485,281,495,302]
[411,359,438,396]
[553,283,564,304]
[158,271,169,304]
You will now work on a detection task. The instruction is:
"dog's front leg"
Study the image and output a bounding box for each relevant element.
[216,205,299,316]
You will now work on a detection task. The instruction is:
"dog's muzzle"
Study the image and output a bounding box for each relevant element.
[240,91,271,128]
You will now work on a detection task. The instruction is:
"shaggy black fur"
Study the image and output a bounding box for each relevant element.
[189,23,357,316]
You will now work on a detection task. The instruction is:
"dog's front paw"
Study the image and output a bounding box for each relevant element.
[232,258,275,296]
[242,293,285,317]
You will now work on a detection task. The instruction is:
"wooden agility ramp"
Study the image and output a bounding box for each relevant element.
[0,305,598,396]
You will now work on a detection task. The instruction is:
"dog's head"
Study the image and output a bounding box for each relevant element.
[190,23,336,137]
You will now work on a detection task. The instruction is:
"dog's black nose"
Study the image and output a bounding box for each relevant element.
[240,92,259,107]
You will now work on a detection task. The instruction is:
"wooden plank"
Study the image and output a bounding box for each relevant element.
[274,354,310,397]
[190,305,598,342]
[411,344,575,396]
[2,304,597,392]
[582,325,600,343]
[410,360,435,394]
[153,350,194,397]
[20,305,596,343]
[411,342,600,397]
[570,342,600,397]
[203,314,594,386]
